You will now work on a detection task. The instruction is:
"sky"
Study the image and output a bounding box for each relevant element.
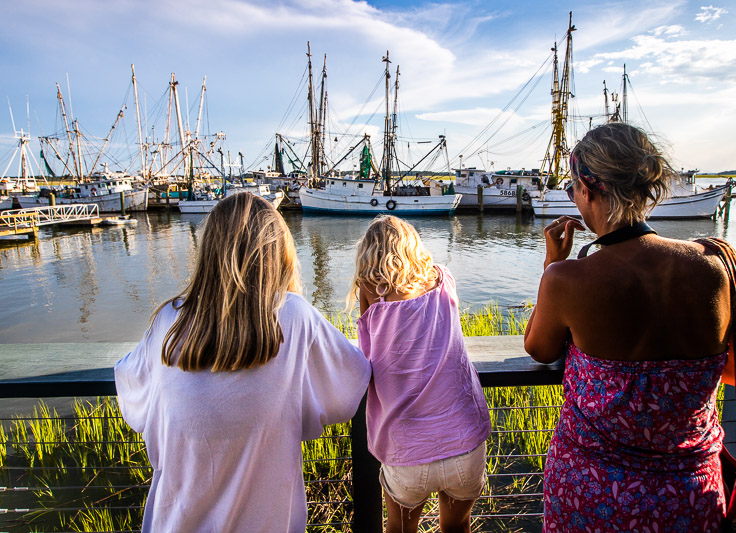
[0,0,734,178]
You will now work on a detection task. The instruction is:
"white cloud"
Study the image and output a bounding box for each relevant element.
[651,25,686,37]
[581,35,736,84]
[695,5,727,23]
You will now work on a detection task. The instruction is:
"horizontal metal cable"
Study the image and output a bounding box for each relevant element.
[489,428,555,434]
[470,512,544,518]
[487,452,547,458]
[477,493,543,499]
[6,439,146,445]
[302,456,351,463]
[488,471,543,477]
[1,505,144,513]
[1,484,150,491]
[0,465,153,471]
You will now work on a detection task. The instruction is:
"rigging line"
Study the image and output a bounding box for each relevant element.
[274,65,309,134]
[451,50,554,162]
[626,80,655,133]
[339,72,385,134]
[488,126,550,158]
[458,67,550,165]
[486,119,549,148]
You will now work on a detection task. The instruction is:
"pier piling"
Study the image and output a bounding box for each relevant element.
[516,185,523,213]
[477,185,484,213]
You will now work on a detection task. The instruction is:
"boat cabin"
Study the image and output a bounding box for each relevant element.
[324,177,380,197]
[455,167,542,190]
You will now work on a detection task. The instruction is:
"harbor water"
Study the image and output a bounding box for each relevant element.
[1,193,734,345]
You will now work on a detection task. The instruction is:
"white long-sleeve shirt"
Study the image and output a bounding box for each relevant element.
[115,293,371,533]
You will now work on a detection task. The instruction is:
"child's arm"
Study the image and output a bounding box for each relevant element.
[358,282,379,315]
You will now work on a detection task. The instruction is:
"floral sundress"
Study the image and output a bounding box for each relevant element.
[544,343,727,532]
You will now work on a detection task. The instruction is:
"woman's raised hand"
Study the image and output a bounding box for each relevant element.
[543,216,586,269]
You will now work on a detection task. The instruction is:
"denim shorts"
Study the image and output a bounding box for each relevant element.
[379,441,487,509]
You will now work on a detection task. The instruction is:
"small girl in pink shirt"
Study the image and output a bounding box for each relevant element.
[348,215,491,533]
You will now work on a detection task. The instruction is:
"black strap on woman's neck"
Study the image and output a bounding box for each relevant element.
[577,221,657,259]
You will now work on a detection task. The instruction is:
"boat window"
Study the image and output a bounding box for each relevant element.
[331,181,335,185]
[510,178,517,185]
[358,183,363,188]
[481,175,490,185]
[342,182,347,187]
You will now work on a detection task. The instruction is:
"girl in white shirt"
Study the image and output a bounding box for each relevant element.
[115,193,371,533]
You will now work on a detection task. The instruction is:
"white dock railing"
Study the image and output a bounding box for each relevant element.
[0,204,100,226]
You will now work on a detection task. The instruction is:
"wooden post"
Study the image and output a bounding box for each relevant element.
[725,184,732,223]
[49,192,56,207]
[477,185,484,213]
[166,186,171,209]
[352,395,382,532]
[516,185,523,213]
[119,191,126,216]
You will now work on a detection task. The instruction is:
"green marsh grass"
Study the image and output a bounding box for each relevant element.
[1,303,560,532]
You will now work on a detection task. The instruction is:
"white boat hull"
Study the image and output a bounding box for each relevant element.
[178,191,284,214]
[532,185,729,219]
[299,187,461,215]
[16,189,149,213]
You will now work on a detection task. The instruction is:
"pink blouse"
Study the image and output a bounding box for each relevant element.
[358,265,491,466]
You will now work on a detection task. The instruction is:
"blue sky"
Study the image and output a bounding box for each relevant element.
[1,0,734,176]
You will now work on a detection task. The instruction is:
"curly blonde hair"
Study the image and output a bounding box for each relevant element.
[347,215,437,311]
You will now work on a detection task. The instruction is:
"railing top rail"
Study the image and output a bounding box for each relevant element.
[0,337,563,398]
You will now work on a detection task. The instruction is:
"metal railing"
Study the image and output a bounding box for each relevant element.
[1,341,734,533]
[1,204,100,226]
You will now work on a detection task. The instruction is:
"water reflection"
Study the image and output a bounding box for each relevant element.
[0,209,732,344]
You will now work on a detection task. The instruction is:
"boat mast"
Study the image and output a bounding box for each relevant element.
[621,63,628,123]
[171,73,188,179]
[56,83,80,180]
[131,64,147,181]
[381,51,392,192]
[318,55,327,177]
[391,65,400,183]
[73,119,84,181]
[194,76,206,139]
[603,80,610,121]
[541,11,575,189]
[306,42,322,187]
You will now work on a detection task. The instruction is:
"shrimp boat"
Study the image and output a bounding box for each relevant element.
[532,172,731,219]
[16,79,148,212]
[454,167,542,209]
[298,46,460,215]
[531,58,731,219]
[17,167,149,212]
[178,183,284,214]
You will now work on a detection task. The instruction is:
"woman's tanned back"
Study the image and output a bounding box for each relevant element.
[552,236,730,361]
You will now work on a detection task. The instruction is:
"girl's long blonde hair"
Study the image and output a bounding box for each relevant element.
[347,215,437,311]
[156,192,301,371]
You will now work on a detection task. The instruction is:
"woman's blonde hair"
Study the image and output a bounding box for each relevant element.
[347,215,436,311]
[156,192,301,371]
[571,122,674,225]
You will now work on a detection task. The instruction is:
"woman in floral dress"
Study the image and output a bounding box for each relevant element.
[525,123,730,532]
